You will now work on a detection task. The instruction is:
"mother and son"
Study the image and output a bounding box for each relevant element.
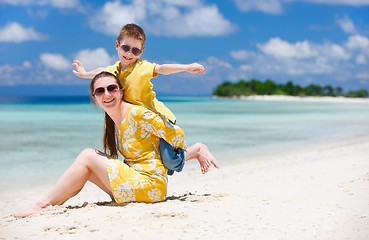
[15,23,218,217]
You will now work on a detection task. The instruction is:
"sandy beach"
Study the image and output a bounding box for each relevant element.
[222,95,369,103]
[1,134,369,239]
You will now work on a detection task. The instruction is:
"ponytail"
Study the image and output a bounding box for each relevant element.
[103,112,119,159]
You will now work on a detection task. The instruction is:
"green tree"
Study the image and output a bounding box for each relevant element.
[304,84,323,96]
[264,79,277,95]
[346,89,369,98]
[323,85,334,96]
[334,87,343,96]
[285,81,295,95]
[212,78,367,99]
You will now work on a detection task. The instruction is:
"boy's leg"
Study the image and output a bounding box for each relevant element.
[159,138,185,175]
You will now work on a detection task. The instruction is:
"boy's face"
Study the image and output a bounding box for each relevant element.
[115,36,144,67]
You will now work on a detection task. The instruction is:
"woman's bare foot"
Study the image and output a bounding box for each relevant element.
[13,201,50,218]
[196,143,219,174]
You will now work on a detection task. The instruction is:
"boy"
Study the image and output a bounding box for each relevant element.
[73,23,218,175]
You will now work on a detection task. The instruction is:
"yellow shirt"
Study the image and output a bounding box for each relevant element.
[105,59,176,123]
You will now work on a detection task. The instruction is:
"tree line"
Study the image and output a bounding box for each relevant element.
[213,79,369,98]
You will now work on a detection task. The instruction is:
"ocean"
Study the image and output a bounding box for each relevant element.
[1,97,369,192]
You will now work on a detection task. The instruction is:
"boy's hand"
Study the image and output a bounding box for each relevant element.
[72,60,87,78]
[187,63,205,74]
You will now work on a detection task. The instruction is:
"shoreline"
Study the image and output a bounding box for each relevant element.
[214,95,369,103]
[1,137,369,239]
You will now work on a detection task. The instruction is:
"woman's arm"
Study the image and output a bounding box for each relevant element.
[136,107,187,150]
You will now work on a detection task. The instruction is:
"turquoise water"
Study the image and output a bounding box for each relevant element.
[1,97,369,191]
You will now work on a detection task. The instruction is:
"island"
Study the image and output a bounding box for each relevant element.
[213,79,368,98]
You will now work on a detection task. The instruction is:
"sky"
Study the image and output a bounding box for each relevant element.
[0,0,369,96]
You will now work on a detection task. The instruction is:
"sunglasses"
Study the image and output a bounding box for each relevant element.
[120,44,142,56]
[93,84,119,97]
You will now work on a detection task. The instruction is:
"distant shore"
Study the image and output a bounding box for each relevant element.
[214,95,369,103]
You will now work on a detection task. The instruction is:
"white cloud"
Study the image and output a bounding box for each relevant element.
[230,50,250,60]
[227,34,369,87]
[49,0,80,9]
[234,0,284,14]
[293,0,369,6]
[40,53,70,71]
[345,35,369,65]
[205,56,233,70]
[239,64,253,71]
[74,48,115,70]
[0,48,114,86]
[356,73,369,79]
[257,38,350,62]
[321,43,351,60]
[0,22,48,42]
[257,38,318,59]
[346,35,369,50]
[89,0,144,36]
[0,0,82,9]
[23,61,31,68]
[336,16,358,34]
[201,56,241,82]
[356,54,367,64]
[234,0,369,14]
[90,0,236,37]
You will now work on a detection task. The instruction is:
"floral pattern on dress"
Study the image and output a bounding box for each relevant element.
[113,183,136,203]
[160,116,175,130]
[169,134,186,148]
[107,160,119,181]
[108,105,186,204]
[139,120,166,139]
[147,188,162,202]
[131,164,143,172]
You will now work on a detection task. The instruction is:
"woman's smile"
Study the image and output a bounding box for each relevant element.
[104,98,115,104]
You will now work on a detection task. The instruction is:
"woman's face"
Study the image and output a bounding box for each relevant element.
[92,76,123,109]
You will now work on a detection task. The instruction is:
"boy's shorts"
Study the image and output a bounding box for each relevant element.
[159,138,185,175]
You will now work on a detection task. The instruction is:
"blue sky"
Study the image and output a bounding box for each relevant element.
[0,0,368,96]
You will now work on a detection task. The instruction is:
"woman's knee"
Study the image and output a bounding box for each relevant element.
[75,148,98,166]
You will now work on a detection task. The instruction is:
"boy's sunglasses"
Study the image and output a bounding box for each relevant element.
[120,44,142,56]
[93,84,119,97]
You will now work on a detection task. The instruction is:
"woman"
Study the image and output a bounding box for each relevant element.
[15,72,218,218]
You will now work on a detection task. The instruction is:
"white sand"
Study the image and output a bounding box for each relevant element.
[1,137,369,240]
[225,95,369,103]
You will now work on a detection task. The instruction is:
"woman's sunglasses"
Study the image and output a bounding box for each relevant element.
[120,44,142,56]
[93,84,119,97]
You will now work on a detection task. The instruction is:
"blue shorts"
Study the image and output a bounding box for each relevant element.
[159,138,185,175]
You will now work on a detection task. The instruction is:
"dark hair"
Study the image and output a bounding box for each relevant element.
[90,72,122,159]
[117,23,146,49]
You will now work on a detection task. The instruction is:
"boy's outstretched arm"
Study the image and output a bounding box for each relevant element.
[72,60,105,79]
[154,63,205,75]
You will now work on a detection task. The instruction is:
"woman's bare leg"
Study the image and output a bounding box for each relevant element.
[14,148,112,218]
[185,142,219,174]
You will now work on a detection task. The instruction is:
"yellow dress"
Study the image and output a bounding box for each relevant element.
[107,105,186,203]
